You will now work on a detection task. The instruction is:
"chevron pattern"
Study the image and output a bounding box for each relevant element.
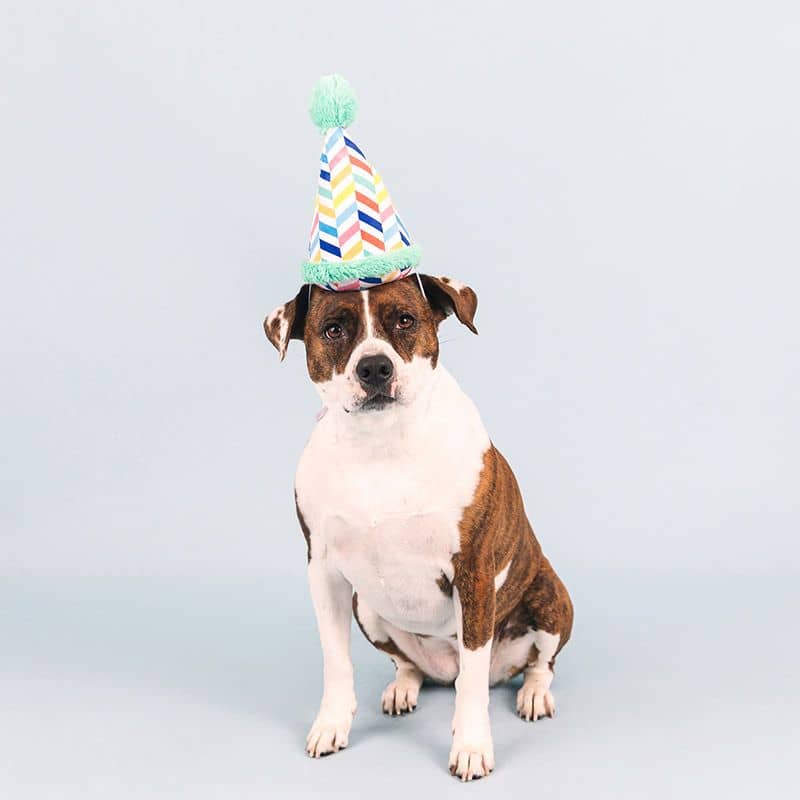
[306,126,415,290]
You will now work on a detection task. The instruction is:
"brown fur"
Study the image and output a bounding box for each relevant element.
[354,443,573,678]
[436,571,454,597]
[451,446,573,655]
[352,592,410,663]
[263,274,478,376]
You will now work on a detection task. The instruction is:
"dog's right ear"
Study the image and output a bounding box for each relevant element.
[263,285,309,361]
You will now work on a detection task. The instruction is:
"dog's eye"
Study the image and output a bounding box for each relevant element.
[397,313,415,330]
[324,323,344,340]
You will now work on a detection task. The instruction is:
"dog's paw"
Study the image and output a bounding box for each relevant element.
[516,683,555,721]
[305,704,356,758]
[381,677,419,715]
[448,738,495,782]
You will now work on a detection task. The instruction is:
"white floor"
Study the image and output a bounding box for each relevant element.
[2,570,796,798]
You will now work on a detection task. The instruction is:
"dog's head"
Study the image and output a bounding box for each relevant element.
[264,275,477,414]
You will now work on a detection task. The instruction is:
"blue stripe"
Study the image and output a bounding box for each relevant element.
[319,169,330,182]
[358,210,383,232]
[309,232,319,253]
[320,240,342,257]
[397,215,411,239]
[360,276,382,284]
[383,222,399,241]
[318,221,338,237]
[325,127,343,152]
[320,153,329,164]
[343,136,365,157]
[336,202,358,226]
[399,231,410,246]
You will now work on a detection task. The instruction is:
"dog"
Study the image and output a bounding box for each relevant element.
[264,273,573,781]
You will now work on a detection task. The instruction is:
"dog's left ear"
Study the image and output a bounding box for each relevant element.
[419,274,478,334]
[263,285,309,361]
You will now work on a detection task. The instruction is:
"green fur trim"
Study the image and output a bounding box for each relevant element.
[309,75,358,133]
[301,244,422,285]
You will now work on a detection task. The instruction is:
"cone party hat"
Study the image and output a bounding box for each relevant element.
[301,75,421,291]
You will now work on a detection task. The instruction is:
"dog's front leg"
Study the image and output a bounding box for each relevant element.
[449,559,496,781]
[305,558,357,758]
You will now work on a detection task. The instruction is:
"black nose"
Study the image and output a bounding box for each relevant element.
[356,354,394,388]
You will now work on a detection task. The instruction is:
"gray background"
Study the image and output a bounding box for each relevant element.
[1,1,798,797]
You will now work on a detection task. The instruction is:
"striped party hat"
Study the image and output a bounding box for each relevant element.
[302,75,421,291]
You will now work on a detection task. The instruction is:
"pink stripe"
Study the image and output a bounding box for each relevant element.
[338,219,360,246]
[309,210,319,237]
[328,147,348,170]
[380,203,395,223]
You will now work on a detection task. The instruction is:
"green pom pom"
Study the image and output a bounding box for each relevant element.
[309,74,358,133]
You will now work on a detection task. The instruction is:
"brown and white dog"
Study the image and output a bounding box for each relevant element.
[264,274,573,781]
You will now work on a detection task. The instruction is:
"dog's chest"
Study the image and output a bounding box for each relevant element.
[325,481,460,633]
[310,448,475,634]
[296,382,490,634]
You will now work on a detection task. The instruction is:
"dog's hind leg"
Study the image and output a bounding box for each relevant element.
[381,662,424,716]
[491,557,573,721]
[513,560,573,722]
[352,593,424,715]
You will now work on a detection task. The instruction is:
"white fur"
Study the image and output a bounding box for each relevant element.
[443,277,467,293]
[353,595,460,683]
[381,663,423,715]
[514,630,560,721]
[297,365,489,634]
[266,305,290,360]
[304,558,357,757]
[295,295,494,771]
[449,587,495,780]
[494,560,511,591]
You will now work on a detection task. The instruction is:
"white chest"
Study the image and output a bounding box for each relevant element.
[295,368,490,635]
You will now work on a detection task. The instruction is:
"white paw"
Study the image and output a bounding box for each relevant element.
[516,683,555,721]
[305,702,356,758]
[448,736,495,781]
[381,678,420,715]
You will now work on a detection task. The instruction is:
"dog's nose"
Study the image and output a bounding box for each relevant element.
[356,354,394,389]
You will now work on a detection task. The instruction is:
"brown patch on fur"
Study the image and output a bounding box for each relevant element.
[294,493,312,563]
[420,275,478,334]
[453,446,574,654]
[366,278,441,367]
[352,592,408,660]
[436,571,454,597]
[263,286,310,359]
[302,286,367,382]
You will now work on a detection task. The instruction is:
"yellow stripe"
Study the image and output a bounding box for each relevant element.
[318,201,335,219]
[330,165,352,191]
[375,186,388,204]
[342,240,364,260]
[390,239,404,251]
[332,181,355,208]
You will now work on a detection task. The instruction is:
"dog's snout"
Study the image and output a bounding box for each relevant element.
[356,354,393,388]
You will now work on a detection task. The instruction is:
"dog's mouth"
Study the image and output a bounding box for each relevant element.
[358,392,397,412]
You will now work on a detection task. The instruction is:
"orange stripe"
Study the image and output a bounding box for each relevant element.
[350,156,372,174]
[355,191,379,214]
[361,230,385,251]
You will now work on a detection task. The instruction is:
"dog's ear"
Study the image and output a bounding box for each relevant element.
[419,274,478,334]
[263,285,309,361]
